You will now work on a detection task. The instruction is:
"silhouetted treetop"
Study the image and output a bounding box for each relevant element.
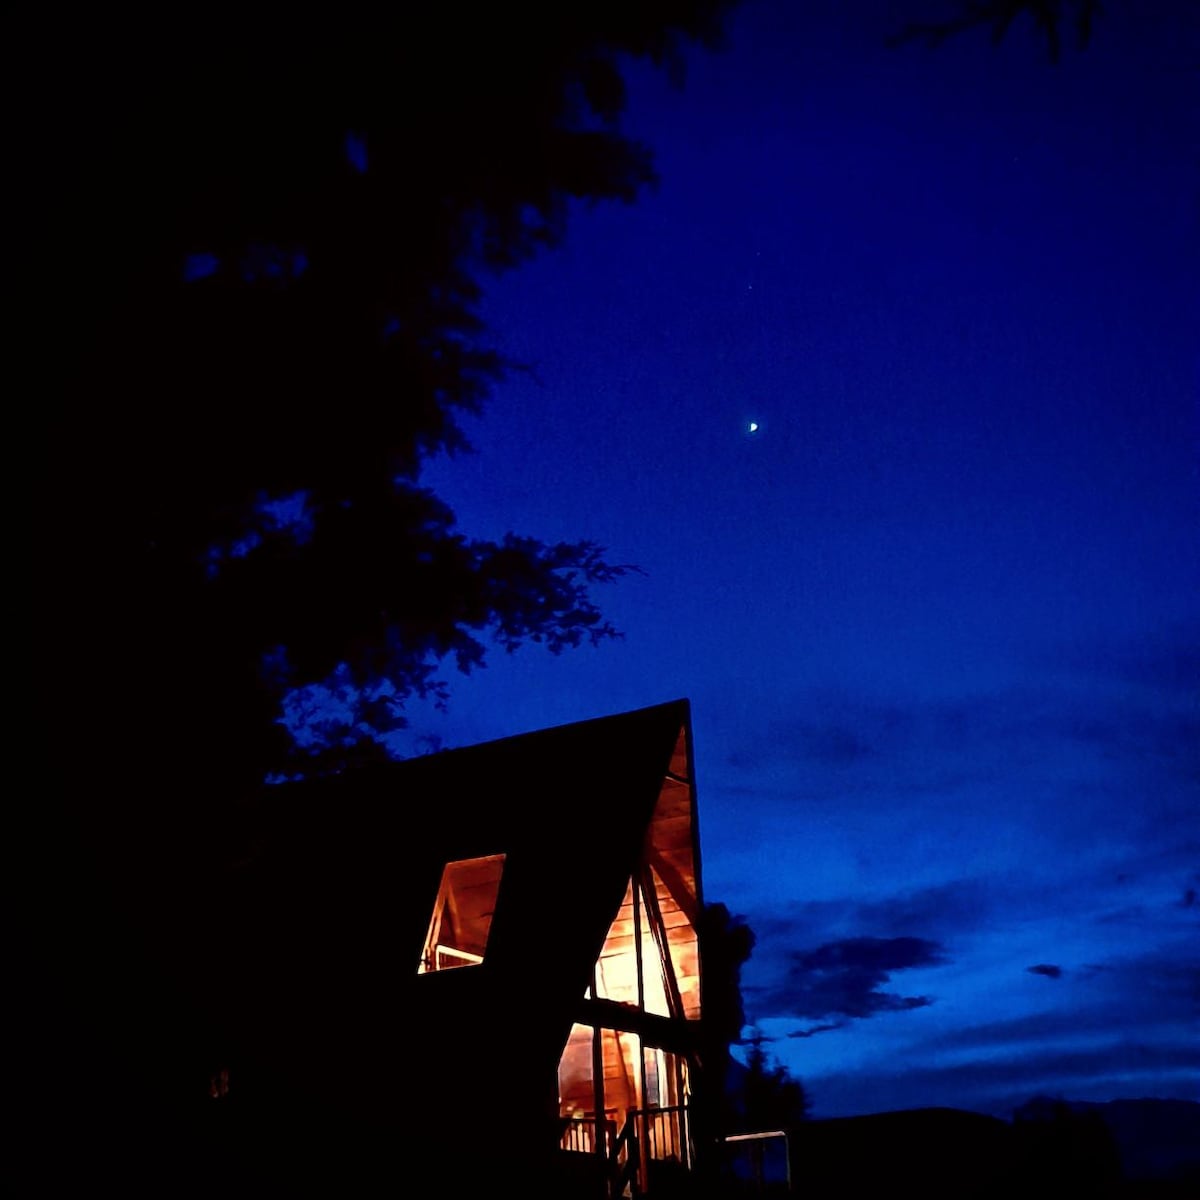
[697,903,757,1139]
[736,1029,812,1131]
[888,0,1103,61]
[29,1,734,795]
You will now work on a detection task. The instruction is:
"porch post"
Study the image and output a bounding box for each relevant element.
[591,965,606,1162]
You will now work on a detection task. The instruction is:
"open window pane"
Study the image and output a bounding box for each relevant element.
[417,853,505,973]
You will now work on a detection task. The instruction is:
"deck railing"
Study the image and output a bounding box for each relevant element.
[561,1104,691,1196]
[561,1113,617,1157]
[631,1103,690,1168]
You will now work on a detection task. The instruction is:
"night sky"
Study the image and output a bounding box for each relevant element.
[385,2,1196,1118]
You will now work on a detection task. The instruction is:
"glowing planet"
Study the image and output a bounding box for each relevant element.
[748,421,759,433]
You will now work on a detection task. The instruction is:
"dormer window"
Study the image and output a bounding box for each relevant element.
[417,853,505,973]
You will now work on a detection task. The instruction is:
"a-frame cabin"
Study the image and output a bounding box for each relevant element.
[212,699,706,1195]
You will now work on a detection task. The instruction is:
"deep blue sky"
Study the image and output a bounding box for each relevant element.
[395,1,1196,1118]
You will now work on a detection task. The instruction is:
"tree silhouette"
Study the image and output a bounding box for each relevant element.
[695,906,810,1177]
[26,3,735,863]
[737,1028,812,1131]
[887,0,1103,61]
[19,7,734,1174]
[696,902,757,1152]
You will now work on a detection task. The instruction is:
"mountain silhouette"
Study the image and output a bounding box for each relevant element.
[1015,1096,1200,1184]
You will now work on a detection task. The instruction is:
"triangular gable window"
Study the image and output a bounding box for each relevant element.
[417,853,505,973]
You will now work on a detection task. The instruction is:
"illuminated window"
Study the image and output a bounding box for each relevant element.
[417,854,505,973]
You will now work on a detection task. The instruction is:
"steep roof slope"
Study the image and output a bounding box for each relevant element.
[214,699,695,1130]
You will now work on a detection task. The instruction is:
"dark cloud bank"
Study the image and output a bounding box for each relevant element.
[752,935,948,1033]
[1027,963,1063,979]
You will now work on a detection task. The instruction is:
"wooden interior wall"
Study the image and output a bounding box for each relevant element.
[555,717,704,1146]
[649,728,702,1020]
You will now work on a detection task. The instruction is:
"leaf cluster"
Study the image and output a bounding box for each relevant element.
[888,0,1102,61]
[30,2,731,788]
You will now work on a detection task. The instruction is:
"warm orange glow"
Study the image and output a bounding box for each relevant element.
[593,879,672,1014]
[416,853,505,973]
[558,1022,598,1116]
[590,736,701,1018]
[555,722,700,1185]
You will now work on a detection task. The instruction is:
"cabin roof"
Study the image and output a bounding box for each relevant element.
[219,699,698,1116]
[253,695,692,961]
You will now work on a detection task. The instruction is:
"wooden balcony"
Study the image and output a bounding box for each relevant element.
[560,1104,692,1197]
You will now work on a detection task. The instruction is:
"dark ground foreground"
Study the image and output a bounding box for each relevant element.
[13,1086,1200,1196]
[13,943,1197,1198]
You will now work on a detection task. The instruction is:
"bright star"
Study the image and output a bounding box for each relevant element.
[748,421,759,433]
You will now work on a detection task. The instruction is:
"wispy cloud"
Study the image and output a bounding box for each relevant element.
[726,677,1198,804]
[752,935,948,1021]
[790,938,1200,1117]
[748,878,995,948]
[1027,963,1063,979]
[1046,621,1200,696]
[804,1038,1200,1120]
[714,625,1199,821]
[786,1020,846,1039]
[703,628,1200,1118]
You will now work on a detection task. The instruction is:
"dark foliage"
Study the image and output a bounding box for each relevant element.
[19,6,732,1180]
[694,902,757,1149]
[26,2,733,832]
[736,1029,812,1131]
[888,0,1103,62]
